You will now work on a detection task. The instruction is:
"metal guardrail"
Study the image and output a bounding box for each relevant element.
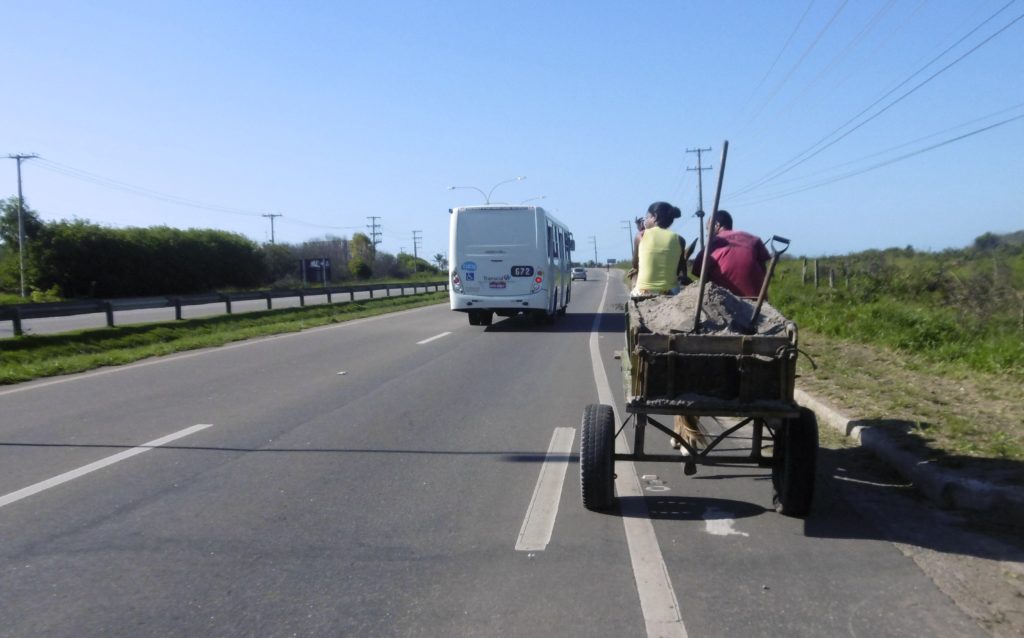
[0,281,449,337]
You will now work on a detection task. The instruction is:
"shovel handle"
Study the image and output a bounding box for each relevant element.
[747,236,789,333]
[769,235,790,256]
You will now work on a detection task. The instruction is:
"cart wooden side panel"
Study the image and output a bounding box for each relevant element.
[625,298,800,418]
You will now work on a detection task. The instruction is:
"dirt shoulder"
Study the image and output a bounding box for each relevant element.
[795,330,1024,488]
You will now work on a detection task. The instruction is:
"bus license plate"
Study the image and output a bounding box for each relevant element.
[489,281,506,289]
[511,266,534,277]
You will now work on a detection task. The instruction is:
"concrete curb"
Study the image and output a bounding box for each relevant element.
[795,387,1024,529]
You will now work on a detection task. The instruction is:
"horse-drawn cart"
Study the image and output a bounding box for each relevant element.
[580,293,819,517]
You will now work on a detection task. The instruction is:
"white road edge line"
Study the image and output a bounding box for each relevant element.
[0,423,214,509]
[416,331,452,345]
[515,427,576,552]
[589,271,688,638]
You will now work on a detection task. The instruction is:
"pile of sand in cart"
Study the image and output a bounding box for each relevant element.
[634,283,789,336]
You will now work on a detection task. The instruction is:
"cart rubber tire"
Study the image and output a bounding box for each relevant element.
[772,407,818,517]
[581,404,615,511]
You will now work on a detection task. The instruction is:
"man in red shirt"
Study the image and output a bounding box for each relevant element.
[691,210,770,297]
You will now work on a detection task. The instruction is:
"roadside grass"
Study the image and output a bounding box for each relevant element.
[0,292,447,385]
[796,329,1024,474]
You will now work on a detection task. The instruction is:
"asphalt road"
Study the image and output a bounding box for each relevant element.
[0,269,1007,637]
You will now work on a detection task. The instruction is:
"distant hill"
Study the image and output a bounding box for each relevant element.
[973,230,1024,251]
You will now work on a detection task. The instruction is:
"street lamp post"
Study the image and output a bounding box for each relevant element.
[448,176,526,204]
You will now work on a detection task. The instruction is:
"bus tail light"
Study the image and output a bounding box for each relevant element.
[451,272,463,293]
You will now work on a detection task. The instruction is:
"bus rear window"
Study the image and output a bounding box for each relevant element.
[457,209,535,247]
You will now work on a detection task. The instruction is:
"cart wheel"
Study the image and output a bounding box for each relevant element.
[581,404,615,511]
[772,407,818,517]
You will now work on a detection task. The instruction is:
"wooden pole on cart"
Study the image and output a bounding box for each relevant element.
[692,140,729,333]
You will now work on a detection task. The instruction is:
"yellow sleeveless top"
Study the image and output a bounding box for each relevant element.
[636,227,682,292]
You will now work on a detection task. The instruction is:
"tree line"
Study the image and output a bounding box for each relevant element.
[0,197,443,300]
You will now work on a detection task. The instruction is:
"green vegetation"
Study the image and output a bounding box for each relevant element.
[771,240,1024,378]
[0,197,442,301]
[0,292,447,385]
[766,233,1024,468]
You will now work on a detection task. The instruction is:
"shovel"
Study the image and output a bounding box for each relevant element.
[744,235,790,334]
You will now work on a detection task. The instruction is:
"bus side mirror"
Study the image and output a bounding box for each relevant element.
[569,239,576,251]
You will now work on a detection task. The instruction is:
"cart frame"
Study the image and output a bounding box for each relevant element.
[580,299,818,516]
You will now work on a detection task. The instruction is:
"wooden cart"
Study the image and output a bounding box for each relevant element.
[580,298,818,517]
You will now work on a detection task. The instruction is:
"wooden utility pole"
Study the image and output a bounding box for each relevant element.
[262,213,282,244]
[7,153,38,298]
[687,146,712,251]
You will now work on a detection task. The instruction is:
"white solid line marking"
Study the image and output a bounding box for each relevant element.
[515,427,576,552]
[0,423,213,509]
[589,276,687,638]
[416,331,451,345]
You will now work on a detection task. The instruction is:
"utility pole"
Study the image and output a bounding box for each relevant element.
[621,220,634,261]
[7,153,38,298]
[412,230,422,272]
[366,216,382,257]
[589,236,598,265]
[262,213,282,244]
[687,146,712,251]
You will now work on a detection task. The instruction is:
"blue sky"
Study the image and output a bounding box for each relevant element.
[3,1,1022,261]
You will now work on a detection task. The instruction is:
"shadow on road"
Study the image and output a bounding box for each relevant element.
[482,309,626,334]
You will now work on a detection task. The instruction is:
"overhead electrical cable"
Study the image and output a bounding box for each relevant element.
[726,113,1024,206]
[768,0,899,123]
[730,0,816,130]
[32,157,361,231]
[730,101,1024,194]
[746,0,851,125]
[730,0,1022,198]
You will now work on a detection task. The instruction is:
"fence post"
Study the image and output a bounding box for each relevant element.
[829,268,835,289]
[369,288,374,299]
[327,289,332,304]
[224,295,233,315]
[174,298,183,320]
[104,301,115,327]
[265,292,272,310]
[300,291,305,307]
[386,285,391,297]
[801,258,807,285]
[349,290,355,302]
[813,260,819,289]
[12,307,23,337]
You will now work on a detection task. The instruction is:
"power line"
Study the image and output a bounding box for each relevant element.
[30,157,361,233]
[731,2,1024,198]
[728,113,1024,206]
[730,0,816,130]
[766,0,899,126]
[746,0,851,125]
[729,102,1024,196]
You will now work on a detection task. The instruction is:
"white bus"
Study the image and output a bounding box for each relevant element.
[448,205,575,326]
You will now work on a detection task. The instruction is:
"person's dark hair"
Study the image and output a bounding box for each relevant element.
[647,201,682,229]
[712,209,733,230]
